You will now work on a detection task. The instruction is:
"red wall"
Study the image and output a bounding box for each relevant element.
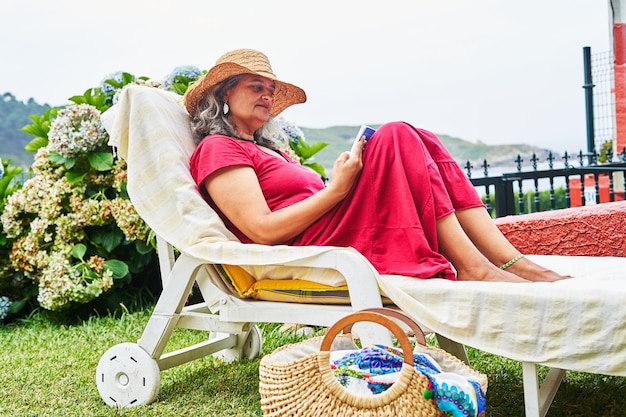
[495,201,626,257]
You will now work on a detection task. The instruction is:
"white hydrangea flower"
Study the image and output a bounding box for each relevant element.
[47,104,108,158]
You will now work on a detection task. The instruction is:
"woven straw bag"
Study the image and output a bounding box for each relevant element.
[259,308,488,416]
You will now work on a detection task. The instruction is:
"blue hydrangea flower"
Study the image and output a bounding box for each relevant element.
[0,296,11,320]
[163,65,202,90]
[275,116,306,146]
[99,71,125,95]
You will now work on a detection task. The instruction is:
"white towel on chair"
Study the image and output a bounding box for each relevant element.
[103,85,626,377]
[378,254,626,376]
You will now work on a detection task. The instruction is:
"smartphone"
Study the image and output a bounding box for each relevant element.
[350,125,376,153]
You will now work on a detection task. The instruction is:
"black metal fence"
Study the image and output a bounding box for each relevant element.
[467,47,624,218]
[466,149,626,218]
[586,48,615,151]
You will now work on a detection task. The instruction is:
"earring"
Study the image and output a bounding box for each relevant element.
[223,102,229,115]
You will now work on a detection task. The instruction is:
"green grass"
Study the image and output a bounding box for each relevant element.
[1,307,625,417]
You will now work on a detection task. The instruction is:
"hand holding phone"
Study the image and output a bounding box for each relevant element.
[350,125,376,154]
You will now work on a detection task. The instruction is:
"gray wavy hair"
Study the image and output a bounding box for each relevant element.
[188,74,286,151]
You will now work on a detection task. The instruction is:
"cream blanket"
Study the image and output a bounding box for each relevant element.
[103,85,626,377]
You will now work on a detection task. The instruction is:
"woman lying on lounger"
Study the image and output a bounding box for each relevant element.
[185,48,567,283]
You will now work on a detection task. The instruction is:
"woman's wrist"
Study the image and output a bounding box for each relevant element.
[324,182,350,202]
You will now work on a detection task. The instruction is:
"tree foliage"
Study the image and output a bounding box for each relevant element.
[0,93,52,168]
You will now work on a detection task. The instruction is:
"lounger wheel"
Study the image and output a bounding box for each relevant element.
[96,342,161,407]
[211,324,262,362]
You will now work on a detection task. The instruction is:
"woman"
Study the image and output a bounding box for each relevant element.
[187,48,566,283]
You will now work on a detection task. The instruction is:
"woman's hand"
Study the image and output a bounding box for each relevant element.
[327,136,365,198]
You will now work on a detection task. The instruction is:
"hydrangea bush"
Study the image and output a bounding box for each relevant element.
[0,65,326,323]
[0,158,31,320]
[0,70,175,319]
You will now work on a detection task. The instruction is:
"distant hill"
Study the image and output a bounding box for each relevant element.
[301,125,553,175]
[0,92,51,168]
[0,93,551,173]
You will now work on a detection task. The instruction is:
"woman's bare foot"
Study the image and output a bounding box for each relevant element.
[456,263,530,283]
[505,256,572,282]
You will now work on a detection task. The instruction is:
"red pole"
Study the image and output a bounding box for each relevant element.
[612,1,626,152]
[614,24,626,152]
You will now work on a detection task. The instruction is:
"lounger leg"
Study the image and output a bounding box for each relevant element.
[138,255,205,358]
[435,333,470,364]
[522,362,565,417]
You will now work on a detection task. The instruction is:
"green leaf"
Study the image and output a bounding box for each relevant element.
[47,150,67,165]
[69,88,109,111]
[72,244,87,261]
[88,152,114,171]
[0,177,15,201]
[20,108,58,151]
[20,123,46,137]
[66,171,87,184]
[0,163,22,199]
[122,72,136,84]
[90,227,124,253]
[306,141,328,155]
[134,240,154,255]
[288,139,328,179]
[69,94,87,104]
[75,263,89,276]
[170,83,187,95]
[82,266,99,280]
[7,299,26,315]
[303,162,327,179]
[119,182,129,200]
[103,79,122,89]
[25,137,49,153]
[103,259,130,279]
[48,151,76,170]
[293,141,328,160]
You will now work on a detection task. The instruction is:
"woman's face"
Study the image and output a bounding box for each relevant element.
[224,74,276,137]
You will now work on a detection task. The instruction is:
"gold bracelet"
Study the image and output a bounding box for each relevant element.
[500,254,524,270]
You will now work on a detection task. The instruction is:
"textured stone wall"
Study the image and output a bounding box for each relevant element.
[495,201,626,257]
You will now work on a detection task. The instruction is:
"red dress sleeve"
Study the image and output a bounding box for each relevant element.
[190,135,253,190]
[189,135,325,242]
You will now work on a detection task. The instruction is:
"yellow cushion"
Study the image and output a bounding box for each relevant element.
[216,264,391,305]
[214,264,257,297]
[247,278,353,304]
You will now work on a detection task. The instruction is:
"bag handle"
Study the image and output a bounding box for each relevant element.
[341,307,427,346]
[320,310,414,365]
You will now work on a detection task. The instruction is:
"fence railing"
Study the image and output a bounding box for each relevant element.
[466,148,626,218]
[468,46,625,218]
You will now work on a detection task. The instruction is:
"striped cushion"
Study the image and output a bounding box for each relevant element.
[215,264,391,305]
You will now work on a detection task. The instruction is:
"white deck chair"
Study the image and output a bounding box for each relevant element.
[94,84,415,407]
[96,85,626,417]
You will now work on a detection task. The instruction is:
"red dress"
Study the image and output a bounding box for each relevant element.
[190,122,483,280]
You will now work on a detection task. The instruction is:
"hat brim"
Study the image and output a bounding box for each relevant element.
[184,62,306,117]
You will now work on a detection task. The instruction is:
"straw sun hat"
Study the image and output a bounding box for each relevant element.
[183,48,306,117]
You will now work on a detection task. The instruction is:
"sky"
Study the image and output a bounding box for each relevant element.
[0,0,612,152]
